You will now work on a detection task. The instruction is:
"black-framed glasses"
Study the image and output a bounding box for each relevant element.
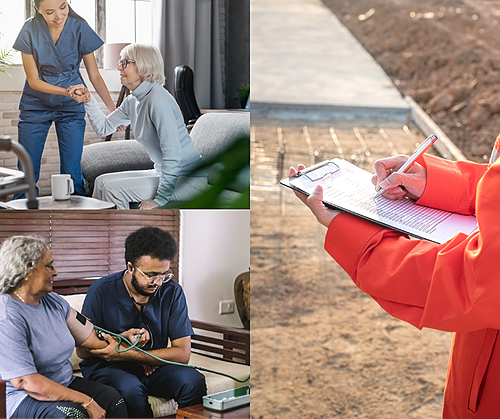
[134,265,173,285]
[117,59,136,69]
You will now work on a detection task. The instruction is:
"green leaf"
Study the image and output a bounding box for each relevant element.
[160,135,250,209]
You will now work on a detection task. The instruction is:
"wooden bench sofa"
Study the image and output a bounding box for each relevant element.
[0,279,250,418]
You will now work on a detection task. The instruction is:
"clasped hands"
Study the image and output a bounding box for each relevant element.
[290,155,427,228]
[68,84,91,103]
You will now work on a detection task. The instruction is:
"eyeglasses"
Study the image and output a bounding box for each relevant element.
[117,59,136,69]
[134,265,173,284]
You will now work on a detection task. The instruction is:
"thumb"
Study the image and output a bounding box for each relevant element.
[311,185,323,201]
[307,184,324,205]
[380,170,405,189]
[379,178,391,189]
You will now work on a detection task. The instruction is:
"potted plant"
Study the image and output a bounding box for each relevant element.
[0,11,13,74]
[234,83,250,109]
[0,49,13,74]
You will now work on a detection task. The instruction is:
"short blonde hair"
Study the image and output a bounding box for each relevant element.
[121,43,165,85]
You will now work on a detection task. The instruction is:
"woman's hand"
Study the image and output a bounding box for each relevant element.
[139,199,160,210]
[289,165,341,227]
[372,155,428,201]
[88,334,124,362]
[83,398,106,419]
[68,84,91,103]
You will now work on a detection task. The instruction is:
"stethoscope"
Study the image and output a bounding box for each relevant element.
[123,271,161,351]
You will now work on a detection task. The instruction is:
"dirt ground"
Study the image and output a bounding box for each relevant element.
[251,2,500,417]
[250,120,452,419]
[322,0,500,163]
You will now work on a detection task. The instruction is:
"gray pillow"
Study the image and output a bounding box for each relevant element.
[81,140,154,196]
[190,112,250,190]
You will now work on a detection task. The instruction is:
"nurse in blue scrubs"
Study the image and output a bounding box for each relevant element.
[13,0,116,197]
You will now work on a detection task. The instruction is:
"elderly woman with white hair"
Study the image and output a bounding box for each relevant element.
[0,236,134,419]
[69,43,207,209]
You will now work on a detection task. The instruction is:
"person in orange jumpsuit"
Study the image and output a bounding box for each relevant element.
[289,137,500,418]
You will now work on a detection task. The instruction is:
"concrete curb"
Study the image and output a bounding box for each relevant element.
[251,101,409,122]
[251,97,468,162]
[405,96,467,161]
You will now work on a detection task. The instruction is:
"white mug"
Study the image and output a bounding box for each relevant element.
[51,174,74,200]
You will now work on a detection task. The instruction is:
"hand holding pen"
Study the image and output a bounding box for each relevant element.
[373,134,437,200]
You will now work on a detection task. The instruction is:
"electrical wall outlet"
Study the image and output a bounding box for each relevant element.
[219,299,235,315]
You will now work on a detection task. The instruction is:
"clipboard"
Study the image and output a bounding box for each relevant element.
[281,158,478,244]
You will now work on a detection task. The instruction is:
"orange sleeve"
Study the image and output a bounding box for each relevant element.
[416,154,486,215]
[324,156,500,332]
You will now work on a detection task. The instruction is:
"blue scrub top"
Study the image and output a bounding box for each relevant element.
[13,7,103,111]
[81,271,194,351]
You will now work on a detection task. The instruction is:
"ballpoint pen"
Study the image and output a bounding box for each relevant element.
[374,134,438,199]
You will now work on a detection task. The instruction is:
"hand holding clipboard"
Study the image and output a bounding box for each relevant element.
[282,139,478,244]
[287,164,342,228]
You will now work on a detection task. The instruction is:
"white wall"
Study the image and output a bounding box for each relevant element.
[180,210,250,328]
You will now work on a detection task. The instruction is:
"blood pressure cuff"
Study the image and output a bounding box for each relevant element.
[66,307,94,346]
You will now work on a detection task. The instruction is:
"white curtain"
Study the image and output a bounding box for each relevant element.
[151,0,224,109]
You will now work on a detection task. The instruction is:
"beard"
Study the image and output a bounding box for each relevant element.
[131,272,157,297]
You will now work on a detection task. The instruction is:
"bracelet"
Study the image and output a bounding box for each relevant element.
[82,398,94,409]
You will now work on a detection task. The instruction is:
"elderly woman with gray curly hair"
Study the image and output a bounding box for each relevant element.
[0,236,132,419]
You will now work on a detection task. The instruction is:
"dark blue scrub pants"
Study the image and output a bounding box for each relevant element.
[83,361,207,418]
[11,376,128,418]
[16,109,87,198]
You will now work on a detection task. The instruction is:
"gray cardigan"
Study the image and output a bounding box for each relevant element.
[85,80,204,206]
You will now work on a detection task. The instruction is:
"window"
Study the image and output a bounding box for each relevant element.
[69,0,96,30]
[0,210,180,281]
[0,0,151,67]
[0,3,26,65]
[106,0,152,44]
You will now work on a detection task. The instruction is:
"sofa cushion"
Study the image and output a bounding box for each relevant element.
[189,353,249,394]
[81,140,154,195]
[190,112,250,191]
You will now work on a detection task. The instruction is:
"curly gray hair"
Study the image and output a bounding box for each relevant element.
[0,236,48,294]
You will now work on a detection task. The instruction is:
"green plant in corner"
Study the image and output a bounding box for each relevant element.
[234,83,250,108]
[0,10,13,74]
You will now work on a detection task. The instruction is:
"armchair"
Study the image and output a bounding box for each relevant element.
[173,65,202,127]
[80,112,250,208]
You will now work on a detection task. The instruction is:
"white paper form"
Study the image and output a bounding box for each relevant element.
[286,158,478,244]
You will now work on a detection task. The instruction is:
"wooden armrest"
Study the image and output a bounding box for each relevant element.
[1,379,6,419]
[190,320,250,366]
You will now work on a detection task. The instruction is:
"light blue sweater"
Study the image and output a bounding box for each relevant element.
[85,80,205,206]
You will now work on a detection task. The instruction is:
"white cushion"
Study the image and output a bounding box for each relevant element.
[189,353,250,394]
[64,293,86,312]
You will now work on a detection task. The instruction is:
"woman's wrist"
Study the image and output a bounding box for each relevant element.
[82,397,94,409]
